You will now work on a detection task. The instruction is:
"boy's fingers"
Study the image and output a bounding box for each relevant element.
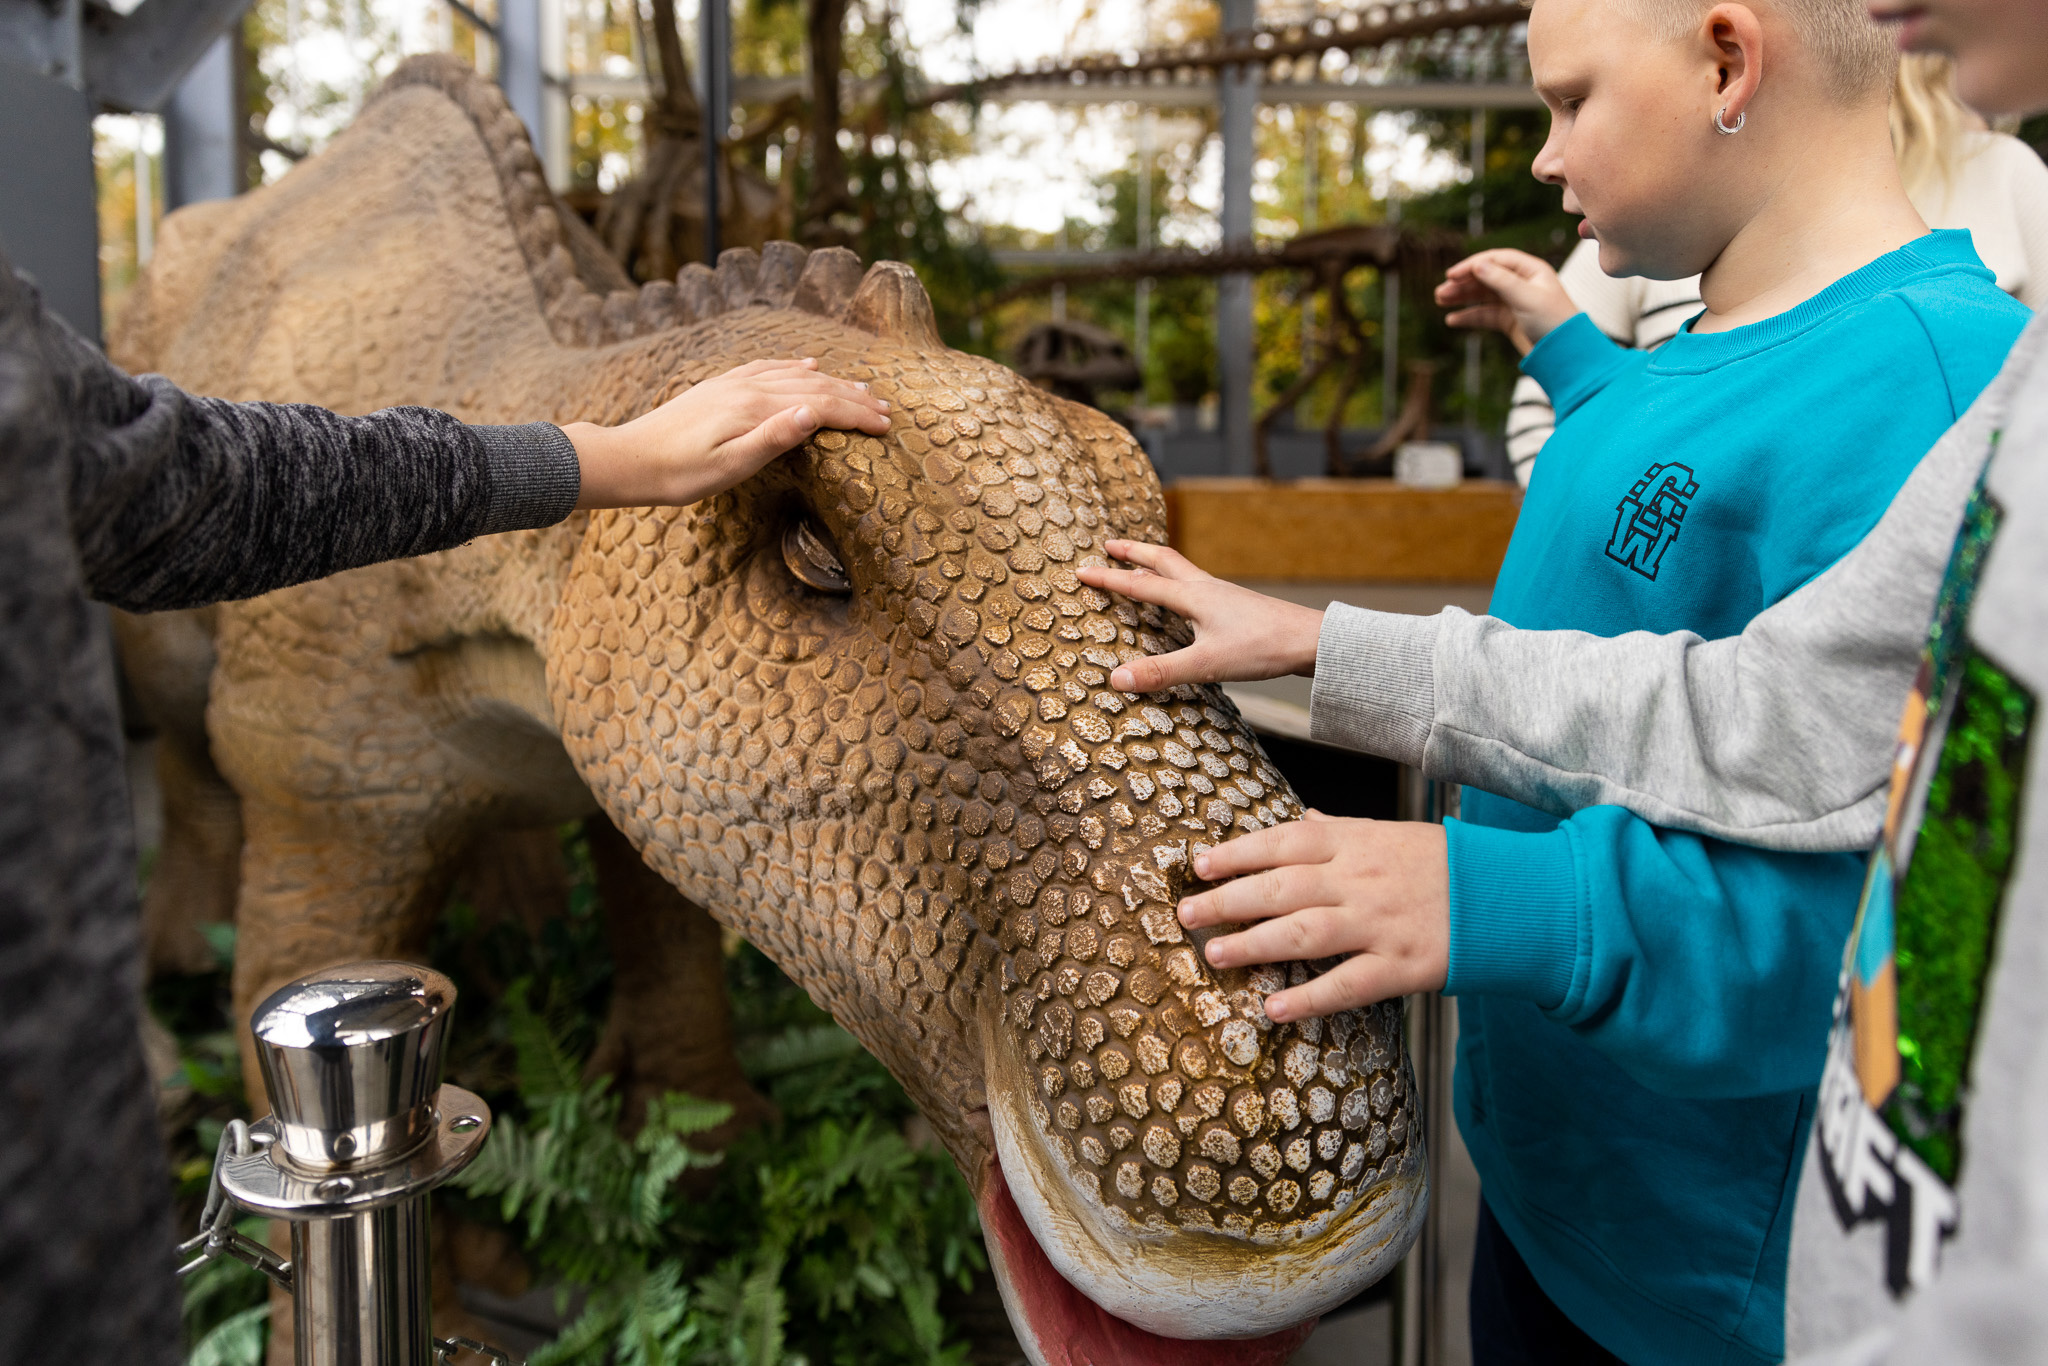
[1468,259,1537,298]
[1445,306,1512,332]
[1106,646,1209,694]
[754,383,888,419]
[1180,865,1330,930]
[1192,819,1338,880]
[730,379,889,430]
[757,372,880,400]
[1265,954,1403,1022]
[1477,247,1543,276]
[1201,903,1356,970]
[722,357,817,379]
[804,399,892,434]
[718,405,819,471]
[1445,248,1530,280]
[1074,563,1192,613]
[1104,539,1205,579]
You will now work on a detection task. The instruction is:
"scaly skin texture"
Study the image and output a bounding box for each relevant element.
[111,54,1423,1349]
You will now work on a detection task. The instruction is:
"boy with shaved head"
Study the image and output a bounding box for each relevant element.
[1079,0,2029,1361]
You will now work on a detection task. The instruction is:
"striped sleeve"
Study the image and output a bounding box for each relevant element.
[1505,374,1555,488]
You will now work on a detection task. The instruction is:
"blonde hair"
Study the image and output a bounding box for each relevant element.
[1624,0,1899,104]
[1890,54,1976,201]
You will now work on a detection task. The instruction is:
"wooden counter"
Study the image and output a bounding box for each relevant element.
[1165,477,1522,582]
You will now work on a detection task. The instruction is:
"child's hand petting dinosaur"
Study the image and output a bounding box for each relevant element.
[1073,540,1325,691]
[1435,248,1581,356]
[568,357,890,509]
[1178,811,1450,1022]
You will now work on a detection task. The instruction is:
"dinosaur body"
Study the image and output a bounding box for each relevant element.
[113,56,1425,1363]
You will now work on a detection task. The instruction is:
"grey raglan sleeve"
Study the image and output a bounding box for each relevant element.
[14,266,579,613]
[1785,1273,2048,1366]
[1306,343,2024,853]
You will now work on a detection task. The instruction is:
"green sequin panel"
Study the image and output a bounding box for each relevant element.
[1885,651,2034,1182]
[1923,467,2002,707]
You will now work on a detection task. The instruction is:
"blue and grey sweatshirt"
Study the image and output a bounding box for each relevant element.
[1442,230,2028,1364]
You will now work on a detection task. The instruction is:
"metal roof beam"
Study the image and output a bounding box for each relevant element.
[565,72,1539,110]
[81,0,252,113]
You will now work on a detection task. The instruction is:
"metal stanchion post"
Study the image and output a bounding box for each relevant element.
[178,961,510,1365]
[1394,768,1458,1366]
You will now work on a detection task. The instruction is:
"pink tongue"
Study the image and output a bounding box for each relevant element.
[976,1163,1318,1366]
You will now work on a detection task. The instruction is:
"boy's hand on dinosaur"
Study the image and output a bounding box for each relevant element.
[569,357,891,509]
[1178,811,1450,1021]
[1436,248,1581,355]
[1075,540,1324,691]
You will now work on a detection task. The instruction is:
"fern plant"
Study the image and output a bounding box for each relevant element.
[452,957,984,1366]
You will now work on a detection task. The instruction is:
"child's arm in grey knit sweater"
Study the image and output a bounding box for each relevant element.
[8,258,887,614]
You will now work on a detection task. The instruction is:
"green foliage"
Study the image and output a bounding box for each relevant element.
[453,947,984,1366]
[188,1303,270,1366]
[835,14,1003,349]
[179,1218,272,1365]
[457,981,730,1291]
[157,925,271,1362]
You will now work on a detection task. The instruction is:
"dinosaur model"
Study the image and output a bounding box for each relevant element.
[111,55,1426,1365]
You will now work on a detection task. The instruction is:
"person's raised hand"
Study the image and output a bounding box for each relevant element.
[1073,540,1324,692]
[1177,811,1450,1022]
[568,357,891,509]
[1434,248,1580,356]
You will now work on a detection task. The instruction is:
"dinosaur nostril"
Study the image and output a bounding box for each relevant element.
[783,515,852,594]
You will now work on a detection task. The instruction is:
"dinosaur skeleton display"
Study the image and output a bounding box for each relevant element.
[993,224,1466,478]
[910,0,1528,108]
[576,0,1527,266]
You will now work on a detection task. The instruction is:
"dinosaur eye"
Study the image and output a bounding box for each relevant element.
[782,514,852,594]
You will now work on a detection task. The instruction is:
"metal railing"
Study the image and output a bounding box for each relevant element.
[178,961,515,1366]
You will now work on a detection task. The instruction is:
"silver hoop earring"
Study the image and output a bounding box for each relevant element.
[1715,106,1746,135]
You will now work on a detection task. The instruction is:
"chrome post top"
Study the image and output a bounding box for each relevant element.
[251,962,457,1171]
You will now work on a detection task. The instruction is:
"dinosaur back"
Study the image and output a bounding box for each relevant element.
[113,55,946,430]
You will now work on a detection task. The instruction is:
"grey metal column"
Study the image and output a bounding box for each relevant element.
[1216,0,1256,475]
[164,32,242,208]
[1396,771,1459,1366]
[1134,112,1152,373]
[1301,109,1318,372]
[0,1,99,339]
[498,0,543,146]
[1463,108,1485,462]
[3,0,255,337]
[699,0,730,262]
[538,0,568,185]
[1134,3,1155,380]
[1383,197,1400,431]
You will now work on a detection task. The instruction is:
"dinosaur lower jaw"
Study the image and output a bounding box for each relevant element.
[976,1159,1317,1366]
[970,995,1427,1358]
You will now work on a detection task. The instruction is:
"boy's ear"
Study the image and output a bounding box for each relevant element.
[1702,3,1766,122]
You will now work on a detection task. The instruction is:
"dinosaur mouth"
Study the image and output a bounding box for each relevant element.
[976,1156,1317,1366]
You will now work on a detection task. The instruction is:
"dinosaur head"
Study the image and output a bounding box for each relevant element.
[548,249,1426,1362]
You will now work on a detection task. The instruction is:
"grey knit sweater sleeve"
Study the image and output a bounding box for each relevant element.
[1308,310,2047,854]
[15,267,580,613]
